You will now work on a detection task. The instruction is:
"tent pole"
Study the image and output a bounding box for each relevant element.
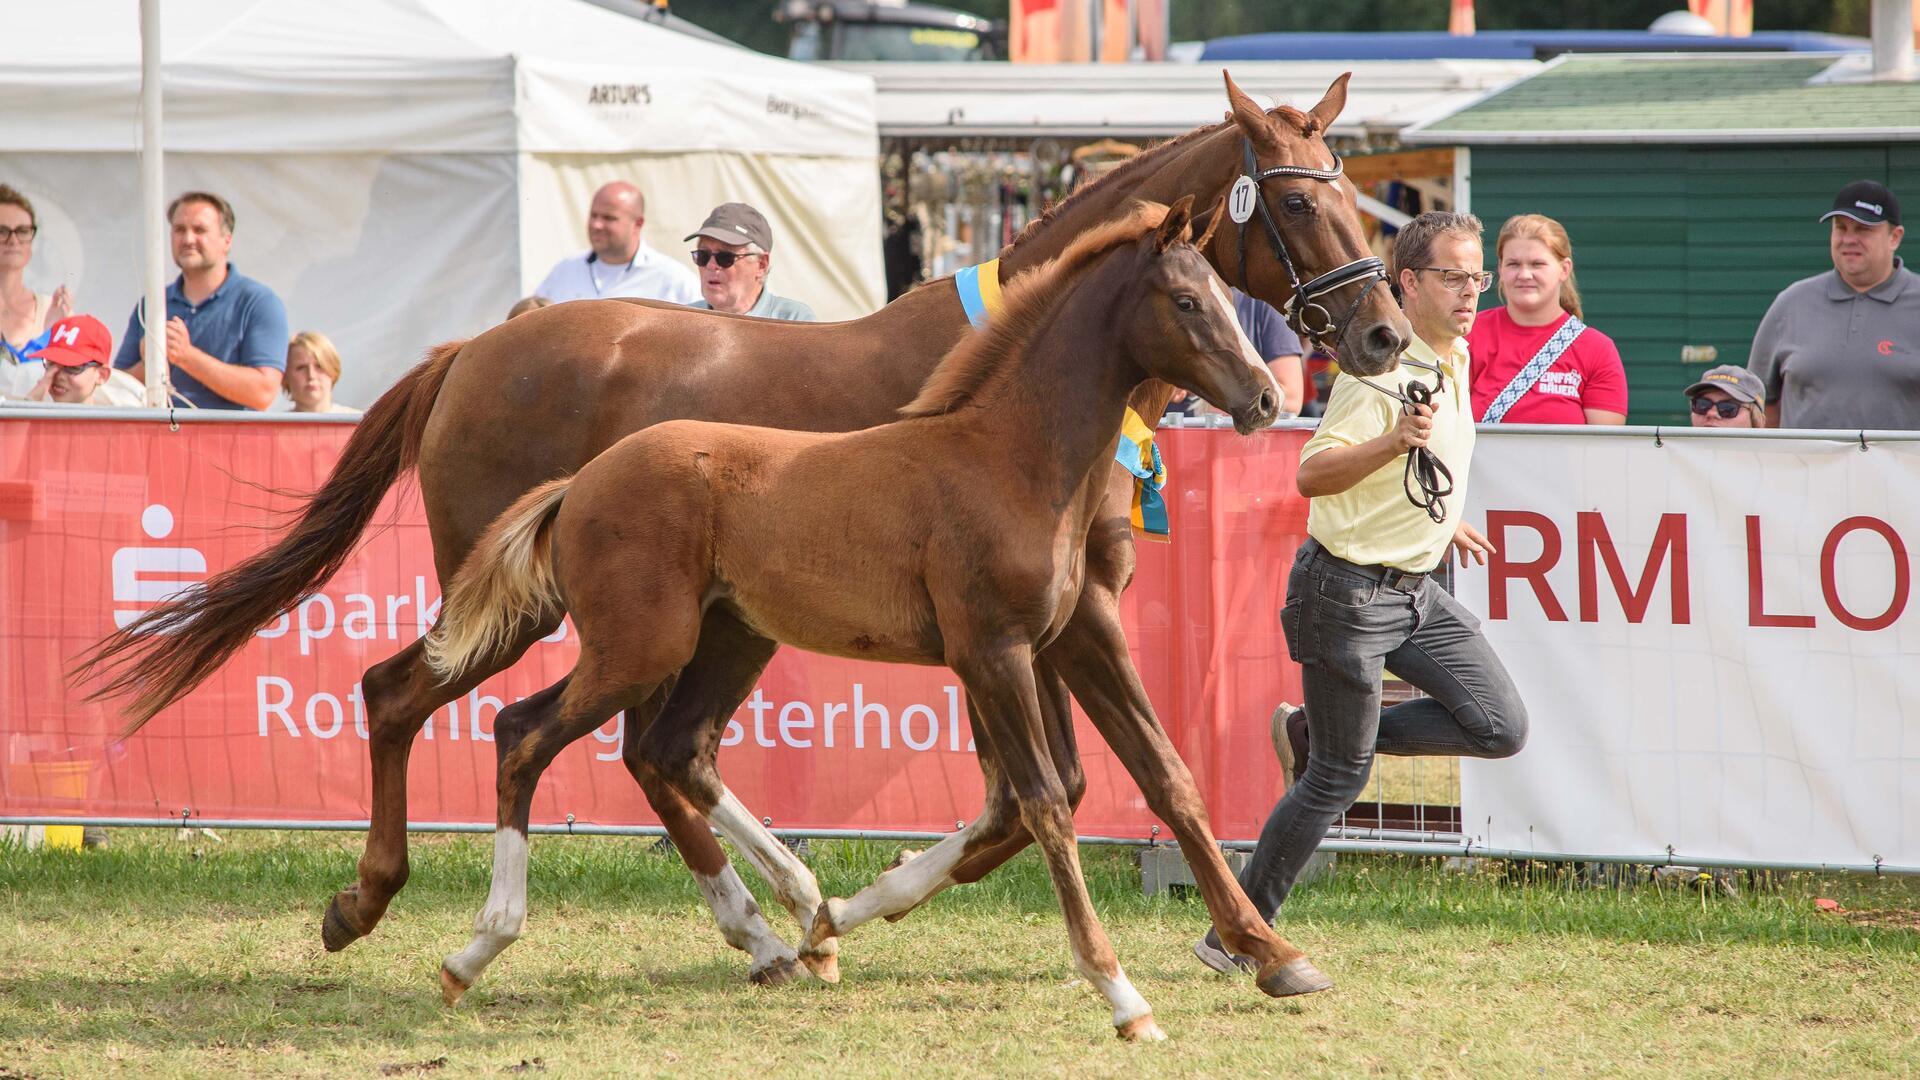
[140,0,167,408]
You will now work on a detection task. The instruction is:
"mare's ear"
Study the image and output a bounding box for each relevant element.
[1308,73,1351,137]
[1223,71,1272,145]
[1155,195,1196,252]
[1193,194,1226,251]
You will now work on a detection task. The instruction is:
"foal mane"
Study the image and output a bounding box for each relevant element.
[902,201,1172,419]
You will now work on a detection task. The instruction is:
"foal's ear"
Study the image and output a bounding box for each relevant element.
[1308,72,1352,137]
[1155,195,1196,252]
[1193,194,1226,251]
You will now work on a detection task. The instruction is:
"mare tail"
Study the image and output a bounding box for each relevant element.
[73,339,469,734]
[423,477,572,685]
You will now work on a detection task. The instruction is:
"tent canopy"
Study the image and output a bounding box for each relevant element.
[0,0,885,407]
[0,0,878,155]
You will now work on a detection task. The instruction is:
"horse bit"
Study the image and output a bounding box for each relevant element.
[1230,139,1452,523]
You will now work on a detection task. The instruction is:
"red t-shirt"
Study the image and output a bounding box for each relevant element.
[1467,308,1629,424]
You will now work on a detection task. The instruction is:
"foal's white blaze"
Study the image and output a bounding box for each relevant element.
[1206,275,1283,403]
[708,788,824,929]
[443,827,530,988]
[694,865,801,975]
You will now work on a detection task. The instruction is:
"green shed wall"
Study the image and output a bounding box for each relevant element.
[1466,144,1918,424]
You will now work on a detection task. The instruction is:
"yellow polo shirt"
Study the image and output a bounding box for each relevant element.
[1299,333,1473,572]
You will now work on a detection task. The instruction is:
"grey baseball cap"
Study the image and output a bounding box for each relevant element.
[1685,365,1766,405]
[684,202,774,252]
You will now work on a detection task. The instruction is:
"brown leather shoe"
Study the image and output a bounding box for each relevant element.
[1271,703,1308,789]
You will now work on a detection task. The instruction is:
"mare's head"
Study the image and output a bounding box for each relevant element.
[1117,196,1280,435]
[1213,72,1411,377]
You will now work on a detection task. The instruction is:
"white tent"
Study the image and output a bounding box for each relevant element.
[0,0,884,407]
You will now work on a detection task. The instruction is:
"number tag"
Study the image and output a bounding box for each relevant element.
[1228,175,1258,225]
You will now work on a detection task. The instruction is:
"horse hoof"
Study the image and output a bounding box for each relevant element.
[1117,1015,1167,1042]
[1256,956,1334,998]
[439,965,471,1006]
[321,895,365,953]
[799,949,840,984]
[750,956,806,988]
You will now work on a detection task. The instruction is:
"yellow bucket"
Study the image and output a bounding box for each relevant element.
[8,761,94,851]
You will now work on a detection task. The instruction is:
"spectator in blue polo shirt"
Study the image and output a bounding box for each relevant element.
[114,191,288,410]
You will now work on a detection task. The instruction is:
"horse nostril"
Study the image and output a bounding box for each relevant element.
[1366,324,1403,359]
[1258,386,1278,416]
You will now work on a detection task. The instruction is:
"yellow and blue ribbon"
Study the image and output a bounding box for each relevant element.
[954,258,1004,327]
[1115,407,1169,541]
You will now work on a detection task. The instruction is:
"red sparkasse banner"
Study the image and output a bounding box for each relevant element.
[0,416,1311,841]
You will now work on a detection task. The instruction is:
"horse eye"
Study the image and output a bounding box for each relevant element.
[1284,194,1312,215]
[1175,296,1197,312]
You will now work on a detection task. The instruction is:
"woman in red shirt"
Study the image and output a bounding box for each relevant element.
[1467,214,1628,425]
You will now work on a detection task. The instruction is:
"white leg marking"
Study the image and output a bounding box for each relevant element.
[828,821,983,936]
[707,788,823,928]
[443,828,530,988]
[1088,964,1154,1030]
[693,865,799,975]
[1207,275,1284,400]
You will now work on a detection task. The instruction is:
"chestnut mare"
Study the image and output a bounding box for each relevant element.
[78,74,1409,979]
[425,200,1312,1039]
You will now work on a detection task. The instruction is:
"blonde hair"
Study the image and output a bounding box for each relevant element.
[1495,214,1583,320]
[287,330,343,386]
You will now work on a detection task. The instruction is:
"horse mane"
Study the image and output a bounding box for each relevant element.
[1002,121,1225,252]
[902,201,1171,419]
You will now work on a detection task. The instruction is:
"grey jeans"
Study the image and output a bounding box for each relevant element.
[1239,539,1529,922]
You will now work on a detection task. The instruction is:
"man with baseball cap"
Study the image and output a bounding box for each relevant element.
[20,314,142,406]
[685,202,815,322]
[1747,180,1916,429]
[1684,364,1766,429]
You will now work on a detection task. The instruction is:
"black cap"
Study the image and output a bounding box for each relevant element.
[684,202,774,252]
[1820,180,1901,228]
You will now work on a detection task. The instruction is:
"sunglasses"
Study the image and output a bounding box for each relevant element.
[1690,397,1747,419]
[690,250,761,269]
[0,225,37,243]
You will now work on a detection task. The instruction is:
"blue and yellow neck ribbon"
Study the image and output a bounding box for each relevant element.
[1115,407,1169,541]
[954,258,1005,327]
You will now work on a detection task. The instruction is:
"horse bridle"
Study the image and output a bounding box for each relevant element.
[1231,139,1453,522]
[1231,140,1388,353]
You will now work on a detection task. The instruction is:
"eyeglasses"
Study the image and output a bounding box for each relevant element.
[690,250,761,269]
[1411,267,1493,294]
[0,225,36,243]
[1690,397,1748,419]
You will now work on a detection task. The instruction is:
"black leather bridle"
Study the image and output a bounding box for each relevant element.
[1230,139,1453,522]
[1231,140,1388,353]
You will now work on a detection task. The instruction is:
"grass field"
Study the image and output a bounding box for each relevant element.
[3,830,1917,1078]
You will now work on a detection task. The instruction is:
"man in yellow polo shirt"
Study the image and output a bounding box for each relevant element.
[1195,212,1528,977]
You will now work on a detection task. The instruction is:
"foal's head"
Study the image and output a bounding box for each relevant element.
[1118,196,1281,435]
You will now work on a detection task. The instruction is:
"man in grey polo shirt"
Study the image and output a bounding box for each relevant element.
[685,203,815,322]
[1747,180,1916,429]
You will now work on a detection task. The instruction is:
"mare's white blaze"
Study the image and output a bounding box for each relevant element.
[694,865,800,973]
[829,821,980,934]
[1088,964,1154,1029]
[708,788,824,929]
[443,827,530,986]
[1207,275,1282,401]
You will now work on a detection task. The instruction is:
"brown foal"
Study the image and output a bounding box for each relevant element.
[77,73,1410,978]
[426,200,1321,1040]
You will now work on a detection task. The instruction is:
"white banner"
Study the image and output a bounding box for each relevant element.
[1459,430,1920,871]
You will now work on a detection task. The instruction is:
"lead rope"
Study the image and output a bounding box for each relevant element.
[1349,358,1454,523]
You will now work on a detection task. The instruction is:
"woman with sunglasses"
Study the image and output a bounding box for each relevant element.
[1,184,74,396]
[1684,365,1767,428]
[1466,214,1628,426]
[684,202,815,322]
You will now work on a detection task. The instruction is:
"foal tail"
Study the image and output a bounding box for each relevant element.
[75,339,468,734]
[424,477,573,685]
